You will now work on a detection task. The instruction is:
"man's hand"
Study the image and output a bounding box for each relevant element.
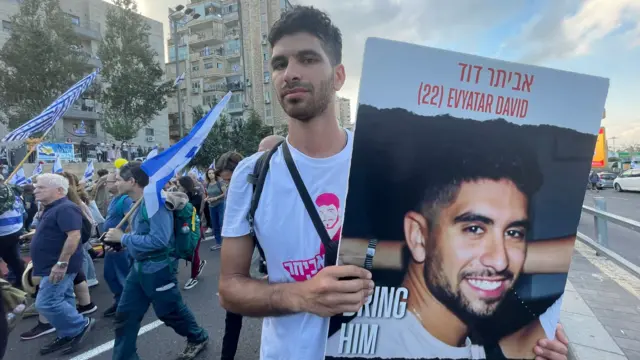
[105,228,124,243]
[19,230,35,240]
[534,324,569,360]
[296,265,374,317]
[49,263,67,284]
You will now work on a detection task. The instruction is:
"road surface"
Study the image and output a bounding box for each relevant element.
[579,188,640,267]
[5,245,263,360]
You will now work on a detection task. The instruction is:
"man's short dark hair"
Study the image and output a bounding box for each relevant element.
[419,132,543,230]
[97,169,109,177]
[268,5,342,66]
[119,161,149,188]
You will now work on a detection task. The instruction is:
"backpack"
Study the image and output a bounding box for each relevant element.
[140,198,200,262]
[0,185,19,214]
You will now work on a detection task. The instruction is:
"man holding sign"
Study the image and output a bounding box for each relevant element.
[219,5,569,360]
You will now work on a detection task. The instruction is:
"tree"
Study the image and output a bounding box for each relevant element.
[190,104,231,168]
[0,0,88,131]
[97,0,172,141]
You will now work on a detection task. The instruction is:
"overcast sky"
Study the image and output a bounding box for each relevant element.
[138,0,640,147]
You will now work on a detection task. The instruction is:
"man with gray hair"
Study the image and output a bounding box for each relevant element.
[30,174,94,355]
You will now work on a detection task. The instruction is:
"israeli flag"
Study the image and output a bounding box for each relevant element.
[8,168,29,186]
[174,72,185,87]
[146,146,158,160]
[209,159,215,169]
[83,160,94,182]
[52,156,63,174]
[32,162,43,177]
[141,92,231,218]
[2,70,100,142]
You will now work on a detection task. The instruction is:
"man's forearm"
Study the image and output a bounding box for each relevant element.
[219,275,303,317]
[59,234,81,262]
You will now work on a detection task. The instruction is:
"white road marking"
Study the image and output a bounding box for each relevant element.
[69,320,164,360]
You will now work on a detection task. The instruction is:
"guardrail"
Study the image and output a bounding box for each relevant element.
[579,197,640,277]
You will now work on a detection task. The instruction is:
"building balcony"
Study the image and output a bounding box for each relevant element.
[227,81,244,92]
[189,30,225,45]
[226,101,244,113]
[65,99,101,121]
[225,28,240,40]
[226,48,241,58]
[203,82,227,93]
[223,12,239,23]
[192,67,225,79]
[73,21,101,41]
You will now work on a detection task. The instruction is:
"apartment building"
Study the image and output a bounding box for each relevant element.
[165,0,293,143]
[0,0,169,147]
[336,96,352,130]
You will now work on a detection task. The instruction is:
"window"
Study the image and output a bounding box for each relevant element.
[264,71,270,83]
[192,64,199,71]
[204,62,214,69]
[2,20,11,32]
[217,62,223,69]
[67,14,80,25]
[264,91,271,104]
[265,107,272,118]
[145,128,155,136]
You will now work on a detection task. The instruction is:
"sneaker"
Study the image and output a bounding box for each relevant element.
[20,321,55,340]
[61,317,95,355]
[177,339,208,359]
[184,278,199,290]
[87,278,99,287]
[77,303,98,315]
[205,228,212,234]
[197,260,207,277]
[103,303,118,318]
[209,244,221,251]
[40,336,74,355]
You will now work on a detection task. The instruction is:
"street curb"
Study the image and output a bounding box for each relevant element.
[566,341,578,360]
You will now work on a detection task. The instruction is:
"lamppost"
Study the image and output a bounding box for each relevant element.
[169,5,200,139]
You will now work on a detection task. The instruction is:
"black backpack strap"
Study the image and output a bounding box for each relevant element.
[281,143,334,252]
[247,140,285,268]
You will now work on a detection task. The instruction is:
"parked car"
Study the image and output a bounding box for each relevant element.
[597,172,617,189]
[613,169,640,192]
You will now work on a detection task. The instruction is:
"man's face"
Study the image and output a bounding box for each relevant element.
[270,32,344,122]
[405,179,528,321]
[34,180,62,204]
[218,170,232,184]
[115,171,134,195]
[106,173,118,194]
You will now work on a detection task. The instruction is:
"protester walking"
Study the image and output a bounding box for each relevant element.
[205,168,226,251]
[177,176,207,290]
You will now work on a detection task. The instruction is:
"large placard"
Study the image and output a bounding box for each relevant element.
[325,38,609,360]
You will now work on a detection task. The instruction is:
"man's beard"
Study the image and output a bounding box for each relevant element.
[423,247,511,325]
[279,75,333,122]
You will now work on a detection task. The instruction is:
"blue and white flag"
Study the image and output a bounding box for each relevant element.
[174,72,185,87]
[146,146,158,160]
[141,92,231,218]
[32,162,43,177]
[209,159,216,169]
[2,70,100,142]
[8,168,29,186]
[83,160,94,182]
[52,156,63,174]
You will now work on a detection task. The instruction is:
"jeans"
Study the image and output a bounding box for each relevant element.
[35,274,86,338]
[81,244,97,282]
[208,202,225,245]
[0,231,24,288]
[113,264,208,360]
[221,311,243,360]
[104,251,131,304]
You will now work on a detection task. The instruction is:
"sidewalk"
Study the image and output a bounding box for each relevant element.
[563,240,640,360]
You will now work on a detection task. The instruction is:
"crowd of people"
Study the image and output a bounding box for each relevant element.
[0,5,575,360]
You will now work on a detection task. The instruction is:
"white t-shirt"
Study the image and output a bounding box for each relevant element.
[326,312,485,359]
[325,294,563,359]
[222,130,354,360]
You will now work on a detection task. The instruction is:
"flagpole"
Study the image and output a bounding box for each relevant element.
[98,197,143,244]
[4,137,44,185]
